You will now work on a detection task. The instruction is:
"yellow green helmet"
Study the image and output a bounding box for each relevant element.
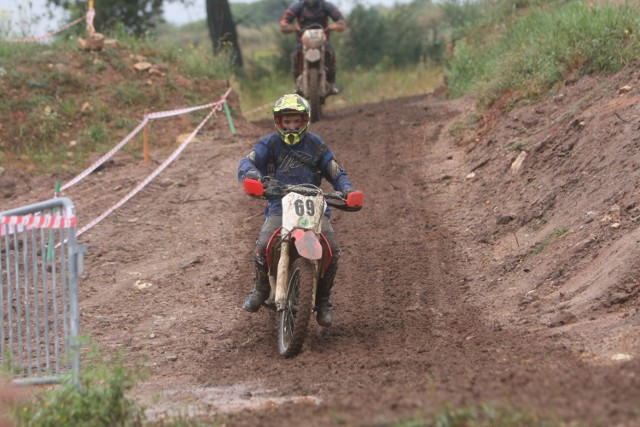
[273,94,311,146]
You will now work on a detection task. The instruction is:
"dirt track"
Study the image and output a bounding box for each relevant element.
[3,90,640,426]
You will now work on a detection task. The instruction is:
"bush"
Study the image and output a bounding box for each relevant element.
[13,349,146,427]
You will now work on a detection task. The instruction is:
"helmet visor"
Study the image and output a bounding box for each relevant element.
[275,113,307,132]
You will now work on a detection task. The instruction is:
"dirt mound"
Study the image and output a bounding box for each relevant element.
[455,64,640,363]
[2,60,639,425]
[0,42,232,184]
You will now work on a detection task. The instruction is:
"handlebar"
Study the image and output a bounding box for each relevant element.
[243,177,363,212]
[301,23,325,31]
[299,22,339,35]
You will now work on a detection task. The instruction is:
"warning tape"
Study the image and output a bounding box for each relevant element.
[76,102,223,238]
[0,214,77,236]
[61,87,233,193]
[60,120,148,192]
[146,99,224,120]
[5,9,94,43]
[86,8,95,34]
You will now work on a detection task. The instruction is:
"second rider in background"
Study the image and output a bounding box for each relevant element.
[280,0,347,95]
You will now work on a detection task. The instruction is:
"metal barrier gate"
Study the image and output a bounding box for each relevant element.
[0,197,84,386]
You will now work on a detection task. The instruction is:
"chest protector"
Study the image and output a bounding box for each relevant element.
[266,134,328,184]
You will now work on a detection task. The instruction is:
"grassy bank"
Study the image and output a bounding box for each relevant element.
[0,34,232,172]
[446,1,640,108]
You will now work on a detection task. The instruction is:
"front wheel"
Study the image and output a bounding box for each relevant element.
[308,67,321,122]
[278,258,315,357]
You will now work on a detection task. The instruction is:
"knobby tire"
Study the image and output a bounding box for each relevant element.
[308,67,321,122]
[278,258,315,357]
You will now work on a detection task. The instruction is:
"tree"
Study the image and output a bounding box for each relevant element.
[206,0,243,68]
[47,0,168,37]
[340,5,387,70]
[231,0,288,27]
[47,0,244,68]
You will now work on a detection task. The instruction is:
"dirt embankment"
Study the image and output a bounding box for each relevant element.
[1,64,639,426]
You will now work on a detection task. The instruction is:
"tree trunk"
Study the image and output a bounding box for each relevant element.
[206,0,243,68]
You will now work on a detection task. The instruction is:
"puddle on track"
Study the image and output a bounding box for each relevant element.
[142,384,323,420]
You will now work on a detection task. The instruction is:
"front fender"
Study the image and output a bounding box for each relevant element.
[291,229,322,260]
[304,48,322,63]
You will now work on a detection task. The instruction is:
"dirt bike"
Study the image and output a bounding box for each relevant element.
[296,24,335,123]
[243,177,363,357]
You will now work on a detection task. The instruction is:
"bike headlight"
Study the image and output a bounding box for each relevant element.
[301,29,326,49]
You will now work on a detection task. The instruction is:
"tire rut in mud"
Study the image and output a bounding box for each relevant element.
[69,95,640,426]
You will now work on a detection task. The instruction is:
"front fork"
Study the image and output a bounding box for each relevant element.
[297,49,326,97]
[273,238,319,311]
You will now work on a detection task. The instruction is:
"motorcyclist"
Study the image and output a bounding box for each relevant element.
[237,93,355,327]
[280,0,347,94]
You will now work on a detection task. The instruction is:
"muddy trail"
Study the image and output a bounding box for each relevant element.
[3,91,640,426]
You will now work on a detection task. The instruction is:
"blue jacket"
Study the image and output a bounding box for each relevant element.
[238,132,353,217]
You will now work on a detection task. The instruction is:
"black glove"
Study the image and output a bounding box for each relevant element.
[243,169,263,181]
[341,188,354,199]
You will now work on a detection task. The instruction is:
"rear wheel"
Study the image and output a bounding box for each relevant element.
[308,67,321,122]
[278,258,315,357]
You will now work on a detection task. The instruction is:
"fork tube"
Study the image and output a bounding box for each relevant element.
[275,239,290,310]
[311,262,318,309]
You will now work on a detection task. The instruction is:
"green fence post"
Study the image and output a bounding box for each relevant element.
[222,98,236,134]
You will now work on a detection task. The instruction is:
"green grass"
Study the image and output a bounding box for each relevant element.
[528,226,570,257]
[449,112,481,139]
[447,1,640,108]
[12,347,146,427]
[393,404,568,426]
[508,140,530,151]
[0,30,235,172]
[112,81,146,107]
[237,64,444,120]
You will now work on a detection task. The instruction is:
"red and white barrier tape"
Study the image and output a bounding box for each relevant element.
[76,102,223,237]
[61,87,233,192]
[86,8,96,34]
[61,119,149,192]
[6,10,92,43]
[0,214,77,236]
[147,100,222,120]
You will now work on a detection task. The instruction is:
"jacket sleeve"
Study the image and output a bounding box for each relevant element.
[280,2,301,26]
[237,136,271,182]
[319,148,353,192]
[325,1,346,23]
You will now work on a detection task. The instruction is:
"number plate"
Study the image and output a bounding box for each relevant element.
[281,192,325,233]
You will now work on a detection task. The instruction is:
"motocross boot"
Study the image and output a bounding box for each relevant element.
[243,269,270,313]
[316,265,336,326]
[316,295,333,327]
